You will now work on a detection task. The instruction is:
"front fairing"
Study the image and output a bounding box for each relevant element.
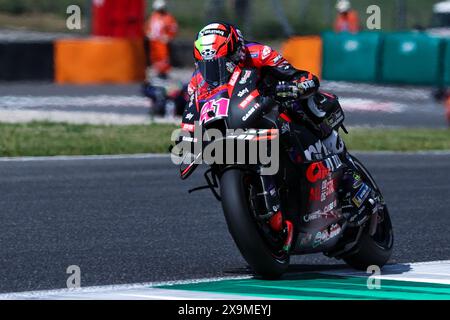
[194,67,266,130]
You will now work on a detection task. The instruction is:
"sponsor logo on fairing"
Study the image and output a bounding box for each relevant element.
[226,62,236,73]
[239,90,259,109]
[272,54,282,64]
[269,187,277,196]
[303,200,338,222]
[185,113,194,121]
[304,140,330,161]
[306,161,330,183]
[281,122,290,134]
[237,88,249,98]
[181,136,197,143]
[188,94,195,108]
[313,223,341,248]
[242,103,260,121]
[307,156,341,179]
[352,172,363,189]
[181,123,195,132]
[352,183,370,208]
[229,69,241,87]
[239,70,252,85]
[262,46,272,60]
[309,177,338,202]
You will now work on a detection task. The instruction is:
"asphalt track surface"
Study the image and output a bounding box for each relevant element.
[0,79,446,127]
[0,153,449,294]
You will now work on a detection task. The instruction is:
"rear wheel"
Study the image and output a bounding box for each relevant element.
[220,169,289,279]
[342,156,394,270]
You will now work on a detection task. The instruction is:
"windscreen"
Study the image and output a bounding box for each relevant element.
[196,57,234,87]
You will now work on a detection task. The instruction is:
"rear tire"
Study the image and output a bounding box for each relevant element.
[342,156,394,270]
[220,169,289,279]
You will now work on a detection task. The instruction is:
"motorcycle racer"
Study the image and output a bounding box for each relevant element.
[183,22,319,130]
[180,22,377,232]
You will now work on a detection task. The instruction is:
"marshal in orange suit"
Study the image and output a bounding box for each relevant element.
[334,0,360,33]
[145,0,178,78]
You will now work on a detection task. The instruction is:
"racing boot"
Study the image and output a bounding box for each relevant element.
[258,175,294,252]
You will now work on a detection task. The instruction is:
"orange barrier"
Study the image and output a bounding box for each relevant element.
[55,38,146,84]
[281,36,322,79]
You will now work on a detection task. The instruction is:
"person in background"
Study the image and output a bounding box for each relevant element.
[334,0,360,33]
[145,0,178,79]
[446,93,450,127]
[433,87,450,127]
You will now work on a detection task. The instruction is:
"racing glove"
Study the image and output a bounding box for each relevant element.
[275,81,301,99]
[275,78,317,100]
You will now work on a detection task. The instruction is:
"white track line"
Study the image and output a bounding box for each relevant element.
[0,95,149,108]
[321,81,431,101]
[0,110,152,125]
[352,150,450,156]
[0,275,252,300]
[323,260,450,285]
[1,261,450,300]
[0,153,171,162]
[1,151,449,163]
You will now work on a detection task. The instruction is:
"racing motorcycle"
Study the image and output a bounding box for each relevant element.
[175,66,394,279]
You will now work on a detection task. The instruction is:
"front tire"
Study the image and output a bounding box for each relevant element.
[220,169,289,279]
[342,156,394,270]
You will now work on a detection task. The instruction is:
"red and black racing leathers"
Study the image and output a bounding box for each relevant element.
[181,41,320,133]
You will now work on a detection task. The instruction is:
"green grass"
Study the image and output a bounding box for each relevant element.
[0,122,449,157]
[342,127,450,152]
[0,122,177,157]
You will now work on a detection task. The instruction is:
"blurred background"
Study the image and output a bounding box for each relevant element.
[0,0,444,37]
[1,1,450,296]
[0,0,449,156]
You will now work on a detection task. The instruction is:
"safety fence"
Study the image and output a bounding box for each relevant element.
[283,31,450,86]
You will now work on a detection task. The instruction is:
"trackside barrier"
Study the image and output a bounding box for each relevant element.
[444,38,450,86]
[281,36,322,78]
[54,38,146,84]
[380,32,443,85]
[0,41,54,81]
[321,31,382,82]
[92,0,145,38]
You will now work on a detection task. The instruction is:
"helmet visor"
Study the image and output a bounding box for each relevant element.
[197,57,234,88]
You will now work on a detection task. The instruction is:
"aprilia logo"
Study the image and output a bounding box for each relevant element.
[239,90,259,109]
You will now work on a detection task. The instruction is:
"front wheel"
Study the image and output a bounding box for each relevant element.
[220,169,289,279]
[342,156,394,270]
